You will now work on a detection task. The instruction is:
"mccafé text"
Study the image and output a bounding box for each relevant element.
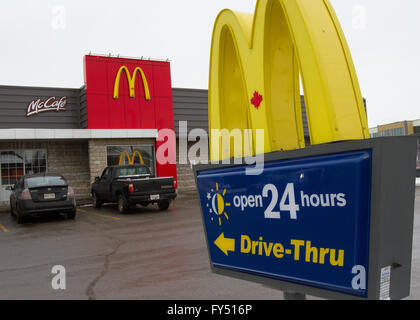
[27,96,67,117]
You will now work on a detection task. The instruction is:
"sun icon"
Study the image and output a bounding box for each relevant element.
[207,183,231,226]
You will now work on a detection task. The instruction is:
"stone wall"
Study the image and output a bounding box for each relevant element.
[0,140,91,202]
[47,141,90,200]
[176,139,209,198]
[0,137,209,204]
[87,138,156,184]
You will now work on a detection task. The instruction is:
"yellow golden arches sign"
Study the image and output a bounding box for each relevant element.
[209,0,370,162]
[113,66,151,100]
[118,150,145,165]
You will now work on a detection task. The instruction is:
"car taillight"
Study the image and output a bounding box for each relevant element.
[67,186,74,197]
[21,189,32,200]
[173,180,177,189]
[128,184,134,193]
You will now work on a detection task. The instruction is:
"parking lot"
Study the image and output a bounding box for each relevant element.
[0,190,420,300]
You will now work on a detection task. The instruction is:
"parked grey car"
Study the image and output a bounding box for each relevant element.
[8,173,76,224]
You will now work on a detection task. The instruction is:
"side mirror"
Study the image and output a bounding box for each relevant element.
[5,186,14,191]
[95,176,100,182]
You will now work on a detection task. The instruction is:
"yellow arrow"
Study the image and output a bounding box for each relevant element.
[214,232,235,256]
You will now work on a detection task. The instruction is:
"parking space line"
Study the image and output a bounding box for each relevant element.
[0,223,8,233]
[77,208,120,221]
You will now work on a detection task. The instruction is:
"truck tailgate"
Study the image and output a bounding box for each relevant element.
[119,177,175,196]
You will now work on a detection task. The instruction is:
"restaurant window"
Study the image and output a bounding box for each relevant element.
[106,145,156,176]
[0,149,47,186]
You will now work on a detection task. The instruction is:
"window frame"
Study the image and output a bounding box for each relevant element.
[0,149,48,186]
[105,144,156,176]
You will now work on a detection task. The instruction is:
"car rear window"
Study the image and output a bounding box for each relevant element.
[26,176,67,188]
[116,166,150,177]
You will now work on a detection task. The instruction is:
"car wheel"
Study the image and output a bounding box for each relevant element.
[158,200,170,211]
[118,194,128,214]
[10,202,16,217]
[67,209,76,220]
[16,211,25,224]
[92,192,102,209]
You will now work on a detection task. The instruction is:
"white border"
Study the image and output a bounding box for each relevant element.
[0,129,158,140]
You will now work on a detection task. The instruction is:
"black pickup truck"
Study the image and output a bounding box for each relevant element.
[91,165,177,213]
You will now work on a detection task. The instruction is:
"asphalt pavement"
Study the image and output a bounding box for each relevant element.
[0,189,419,300]
[0,198,286,300]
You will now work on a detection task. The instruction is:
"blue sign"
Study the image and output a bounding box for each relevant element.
[196,150,372,297]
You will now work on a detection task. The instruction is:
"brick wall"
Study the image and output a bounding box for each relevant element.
[47,141,90,200]
[87,138,156,184]
[0,137,208,204]
[176,139,209,198]
[0,140,91,202]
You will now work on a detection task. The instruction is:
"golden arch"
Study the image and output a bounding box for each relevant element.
[118,150,145,165]
[113,66,151,100]
[209,0,370,161]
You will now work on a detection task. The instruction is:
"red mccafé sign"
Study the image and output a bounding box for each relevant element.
[26,96,67,117]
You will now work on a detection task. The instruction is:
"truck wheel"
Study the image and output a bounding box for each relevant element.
[118,194,129,214]
[158,200,170,211]
[92,192,102,209]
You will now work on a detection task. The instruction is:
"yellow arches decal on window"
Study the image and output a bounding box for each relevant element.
[118,150,145,165]
[113,66,151,100]
[209,0,370,161]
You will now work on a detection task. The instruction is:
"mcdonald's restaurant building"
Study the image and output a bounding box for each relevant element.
[0,54,318,205]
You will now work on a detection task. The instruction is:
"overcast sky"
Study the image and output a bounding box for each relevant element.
[0,0,419,128]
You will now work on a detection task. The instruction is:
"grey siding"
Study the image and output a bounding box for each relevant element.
[172,88,208,136]
[80,85,88,129]
[301,96,309,139]
[0,85,366,136]
[172,87,310,138]
[0,85,82,129]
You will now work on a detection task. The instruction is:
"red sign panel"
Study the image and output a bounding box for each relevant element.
[84,55,176,183]
[84,55,173,131]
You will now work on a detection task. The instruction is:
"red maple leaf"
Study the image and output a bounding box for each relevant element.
[251,91,263,109]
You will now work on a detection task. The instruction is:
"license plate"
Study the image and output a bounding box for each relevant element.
[150,194,160,200]
[44,193,55,200]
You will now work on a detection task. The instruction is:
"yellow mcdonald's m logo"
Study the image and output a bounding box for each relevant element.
[113,66,151,100]
[118,150,145,165]
[209,0,370,161]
